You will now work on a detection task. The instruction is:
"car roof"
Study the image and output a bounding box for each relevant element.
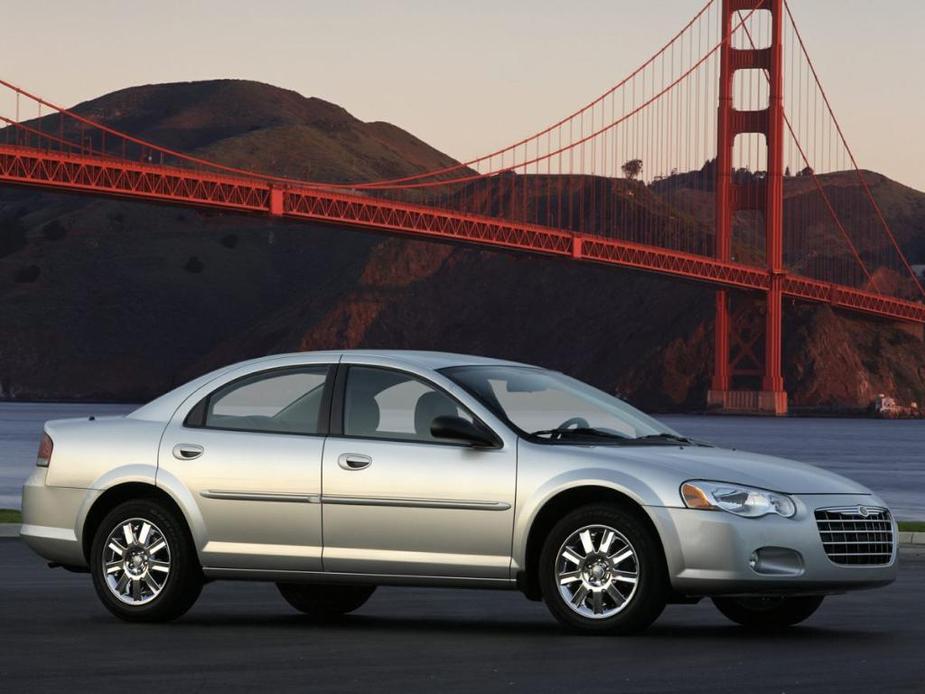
[282,349,531,371]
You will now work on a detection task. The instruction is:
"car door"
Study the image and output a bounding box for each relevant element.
[157,363,334,572]
[321,363,517,580]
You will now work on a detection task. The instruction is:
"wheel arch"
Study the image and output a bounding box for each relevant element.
[518,485,668,601]
[80,482,196,564]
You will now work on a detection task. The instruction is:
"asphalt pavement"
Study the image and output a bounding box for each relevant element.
[1,539,923,693]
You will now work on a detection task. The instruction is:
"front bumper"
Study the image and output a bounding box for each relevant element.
[20,468,96,567]
[647,493,898,596]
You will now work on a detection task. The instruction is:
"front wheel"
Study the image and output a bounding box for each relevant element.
[538,504,668,635]
[90,500,202,622]
[277,583,376,620]
[712,595,824,628]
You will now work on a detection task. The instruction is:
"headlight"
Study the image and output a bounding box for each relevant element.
[681,480,796,519]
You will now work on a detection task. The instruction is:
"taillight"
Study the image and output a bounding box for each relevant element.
[36,433,53,467]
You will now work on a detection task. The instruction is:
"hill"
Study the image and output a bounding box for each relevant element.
[0,80,923,410]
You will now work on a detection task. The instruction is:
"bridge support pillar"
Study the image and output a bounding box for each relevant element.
[760,278,787,414]
[708,290,730,400]
[709,0,788,415]
[707,290,787,415]
[269,187,284,216]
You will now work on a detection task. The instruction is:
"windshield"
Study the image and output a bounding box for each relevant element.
[441,365,685,444]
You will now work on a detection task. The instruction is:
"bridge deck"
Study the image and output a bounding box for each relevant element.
[1,144,923,324]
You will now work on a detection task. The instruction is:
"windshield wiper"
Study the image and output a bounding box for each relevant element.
[633,433,703,446]
[530,427,630,442]
[529,428,706,446]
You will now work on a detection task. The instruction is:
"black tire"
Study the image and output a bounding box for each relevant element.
[712,595,824,628]
[90,499,202,622]
[277,583,376,620]
[538,503,668,635]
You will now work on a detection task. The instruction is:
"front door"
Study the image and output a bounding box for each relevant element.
[321,365,516,579]
[158,364,333,571]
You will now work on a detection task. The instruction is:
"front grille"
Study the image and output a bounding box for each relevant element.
[815,507,894,566]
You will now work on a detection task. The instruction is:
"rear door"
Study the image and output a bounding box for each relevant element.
[158,363,334,571]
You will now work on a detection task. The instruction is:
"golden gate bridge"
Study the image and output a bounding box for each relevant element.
[0,0,922,414]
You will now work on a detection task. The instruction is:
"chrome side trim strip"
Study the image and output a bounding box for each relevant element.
[200,492,509,510]
[321,494,511,511]
[201,491,321,504]
[201,566,517,588]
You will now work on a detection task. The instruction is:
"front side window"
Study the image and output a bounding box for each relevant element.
[344,366,473,443]
[203,366,330,435]
[442,365,686,445]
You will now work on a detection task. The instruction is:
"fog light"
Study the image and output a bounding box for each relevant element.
[748,547,804,576]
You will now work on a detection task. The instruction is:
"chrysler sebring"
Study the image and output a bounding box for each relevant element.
[21,351,897,633]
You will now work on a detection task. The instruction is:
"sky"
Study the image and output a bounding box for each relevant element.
[3,0,923,189]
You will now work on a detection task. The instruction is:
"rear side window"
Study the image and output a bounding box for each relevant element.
[195,366,330,435]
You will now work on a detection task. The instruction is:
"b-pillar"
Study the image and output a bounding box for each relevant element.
[707,0,787,415]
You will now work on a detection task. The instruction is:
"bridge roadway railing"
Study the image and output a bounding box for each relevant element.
[1,143,923,324]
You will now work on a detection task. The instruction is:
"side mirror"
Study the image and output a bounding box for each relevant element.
[431,415,498,448]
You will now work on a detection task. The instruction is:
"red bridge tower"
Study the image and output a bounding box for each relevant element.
[708,0,788,415]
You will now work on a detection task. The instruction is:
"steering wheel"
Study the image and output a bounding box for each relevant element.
[556,417,590,431]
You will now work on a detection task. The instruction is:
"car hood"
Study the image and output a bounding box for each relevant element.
[569,443,869,495]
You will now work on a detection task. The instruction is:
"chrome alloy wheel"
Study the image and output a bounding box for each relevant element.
[101,517,171,606]
[556,524,639,619]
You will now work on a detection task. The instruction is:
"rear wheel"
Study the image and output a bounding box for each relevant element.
[277,583,376,620]
[90,500,202,622]
[538,504,668,635]
[712,595,824,628]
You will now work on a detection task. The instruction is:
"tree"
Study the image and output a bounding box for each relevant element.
[785,165,792,177]
[622,159,643,180]
[799,166,814,177]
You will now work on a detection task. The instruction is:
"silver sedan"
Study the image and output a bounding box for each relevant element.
[21,351,897,634]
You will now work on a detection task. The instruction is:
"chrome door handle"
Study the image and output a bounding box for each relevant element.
[338,453,372,470]
[173,444,204,460]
